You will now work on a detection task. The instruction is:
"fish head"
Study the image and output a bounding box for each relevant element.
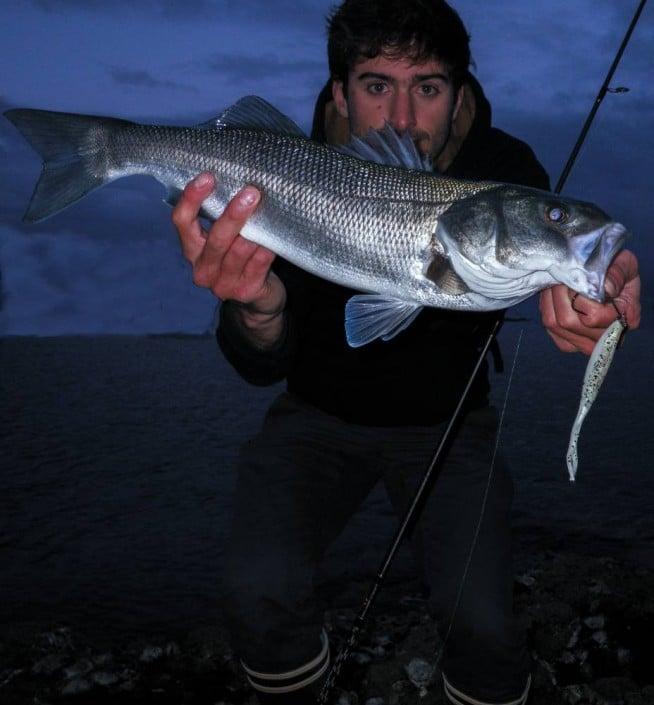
[434,184,629,304]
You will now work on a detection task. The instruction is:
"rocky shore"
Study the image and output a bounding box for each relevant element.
[1,551,652,705]
[0,553,654,705]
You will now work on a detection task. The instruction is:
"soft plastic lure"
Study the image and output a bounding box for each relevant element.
[566,316,627,481]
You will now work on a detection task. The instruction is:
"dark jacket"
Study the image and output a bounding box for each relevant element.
[217,75,550,426]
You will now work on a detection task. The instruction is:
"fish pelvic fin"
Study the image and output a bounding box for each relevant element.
[4,109,128,223]
[345,294,422,347]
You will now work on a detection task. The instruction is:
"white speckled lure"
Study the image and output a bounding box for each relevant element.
[566,316,627,481]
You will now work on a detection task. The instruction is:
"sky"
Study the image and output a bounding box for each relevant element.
[1,0,652,335]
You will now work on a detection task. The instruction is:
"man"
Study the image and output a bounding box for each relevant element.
[172,1,641,703]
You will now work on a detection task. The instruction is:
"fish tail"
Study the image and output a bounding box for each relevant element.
[4,108,129,223]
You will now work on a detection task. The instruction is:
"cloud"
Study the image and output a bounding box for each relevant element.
[201,51,326,82]
[109,67,198,93]
[29,0,328,31]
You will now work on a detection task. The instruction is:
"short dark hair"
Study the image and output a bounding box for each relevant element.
[327,0,471,90]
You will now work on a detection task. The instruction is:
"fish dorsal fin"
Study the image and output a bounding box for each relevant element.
[335,122,432,171]
[344,294,422,347]
[197,95,306,137]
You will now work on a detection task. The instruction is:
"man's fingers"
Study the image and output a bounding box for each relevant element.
[191,186,263,292]
[172,172,215,262]
[239,247,277,291]
[540,286,604,354]
[604,249,638,299]
[196,186,261,267]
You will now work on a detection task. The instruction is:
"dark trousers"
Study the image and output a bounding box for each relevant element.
[222,393,530,703]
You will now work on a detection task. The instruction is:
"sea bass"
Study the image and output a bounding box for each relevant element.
[5,96,628,347]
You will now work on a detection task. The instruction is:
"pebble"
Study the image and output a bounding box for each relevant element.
[404,657,433,695]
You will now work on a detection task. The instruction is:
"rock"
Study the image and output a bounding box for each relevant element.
[0,668,23,688]
[63,657,93,679]
[594,676,640,704]
[560,650,576,665]
[589,580,612,596]
[372,634,393,648]
[61,676,92,696]
[353,651,372,666]
[335,690,359,704]
[591,630,609,647]
[515,573,536,588]
[399,595,427,609]
[164,640,180,657]
[92,652,113,668]
[616,647,631,666]
[38,627,73,652]
[584,615,606,630]
[117,668,138,691]
[390,679,412,704]
[32,653,67,676]
[364,699,385,705]
[92,670,120,687]
[561,683,598,704]
[139,645,164,663]
[567,619,582,649]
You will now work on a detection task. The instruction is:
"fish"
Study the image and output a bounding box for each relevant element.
[566,317,627,481]
[4,95,629,348]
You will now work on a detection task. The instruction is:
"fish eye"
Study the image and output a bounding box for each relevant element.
[547,206,568,224]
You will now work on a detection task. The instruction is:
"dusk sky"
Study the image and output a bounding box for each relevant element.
[1,0,652,335]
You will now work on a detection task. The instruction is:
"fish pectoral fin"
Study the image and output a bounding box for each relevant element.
[163,186,214,221]
[345,295,422,347]
[197,96,306,137]
[425,254,470,295]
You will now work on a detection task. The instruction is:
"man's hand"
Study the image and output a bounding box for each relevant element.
[539,249,641,355]
[172,172,287,347]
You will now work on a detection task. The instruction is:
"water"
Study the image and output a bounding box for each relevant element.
[1,323,653,641]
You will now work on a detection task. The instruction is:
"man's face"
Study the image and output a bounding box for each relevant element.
[332,53,463,165]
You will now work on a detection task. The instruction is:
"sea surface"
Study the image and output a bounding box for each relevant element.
[2,321,653,643]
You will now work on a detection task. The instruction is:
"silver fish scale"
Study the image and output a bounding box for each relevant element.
[110,123,500,299]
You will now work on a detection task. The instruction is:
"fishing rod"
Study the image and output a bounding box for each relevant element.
[317,1,647,701]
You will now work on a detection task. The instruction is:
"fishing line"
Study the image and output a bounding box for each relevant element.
[435,327,525,665]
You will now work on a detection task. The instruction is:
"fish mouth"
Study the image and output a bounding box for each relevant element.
[582,222,629,302]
